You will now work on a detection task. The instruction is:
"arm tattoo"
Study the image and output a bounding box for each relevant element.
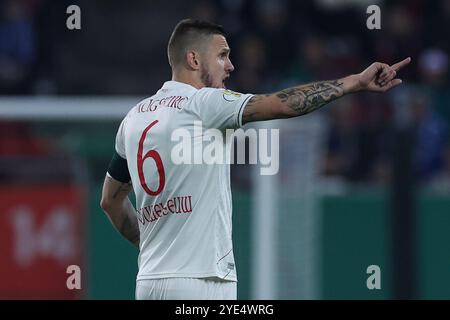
[276,80,344,115]
[112,181,132,199]
[242,80,344,124]
[109,181,139,247]
[242,94,270,123]
[120,213,140,246]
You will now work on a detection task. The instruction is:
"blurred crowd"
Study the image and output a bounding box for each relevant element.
[0,0,449,190]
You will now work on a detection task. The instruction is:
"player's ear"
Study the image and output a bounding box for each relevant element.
[186,51,200,70]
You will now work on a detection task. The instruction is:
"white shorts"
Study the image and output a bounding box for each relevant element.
[135,277,237,300]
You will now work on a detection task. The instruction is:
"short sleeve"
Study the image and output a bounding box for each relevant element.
[193,88,253,130]
[115,117,127,159]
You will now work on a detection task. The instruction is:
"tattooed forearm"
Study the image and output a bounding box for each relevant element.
[101,176,139,248]
[242,79,347,124]
[120,211,140,247]
[276,80,344,115]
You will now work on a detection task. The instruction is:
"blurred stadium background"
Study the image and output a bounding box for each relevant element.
[0,0,449,299]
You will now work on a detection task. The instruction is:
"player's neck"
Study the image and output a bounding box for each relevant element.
[172,71,205,90]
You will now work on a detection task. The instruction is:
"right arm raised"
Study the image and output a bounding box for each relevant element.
[242,58,411,124]
[243,78,348,124]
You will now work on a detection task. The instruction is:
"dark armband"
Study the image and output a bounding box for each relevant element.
[107,151,131,183]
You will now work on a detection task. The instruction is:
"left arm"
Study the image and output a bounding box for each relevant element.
[100,175,140,248]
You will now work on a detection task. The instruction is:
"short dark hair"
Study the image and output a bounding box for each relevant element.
[167,19,226,68]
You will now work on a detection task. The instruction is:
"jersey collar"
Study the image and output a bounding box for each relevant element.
[161,80,199,92]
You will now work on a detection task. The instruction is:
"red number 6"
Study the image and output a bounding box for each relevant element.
[137,120,165,196]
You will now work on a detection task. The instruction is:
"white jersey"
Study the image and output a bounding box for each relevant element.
[114,80,253,282]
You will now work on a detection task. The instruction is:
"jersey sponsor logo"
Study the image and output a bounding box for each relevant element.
[136,195,193,225]
[222,89,242,102]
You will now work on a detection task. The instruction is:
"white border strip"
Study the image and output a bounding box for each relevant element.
[0,96,142,120]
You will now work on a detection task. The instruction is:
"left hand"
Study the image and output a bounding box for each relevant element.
[357,57,411,92]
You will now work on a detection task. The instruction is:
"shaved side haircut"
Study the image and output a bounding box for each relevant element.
[167,19,226,69]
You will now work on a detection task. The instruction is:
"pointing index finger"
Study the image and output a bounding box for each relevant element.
[391,57,411,71]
